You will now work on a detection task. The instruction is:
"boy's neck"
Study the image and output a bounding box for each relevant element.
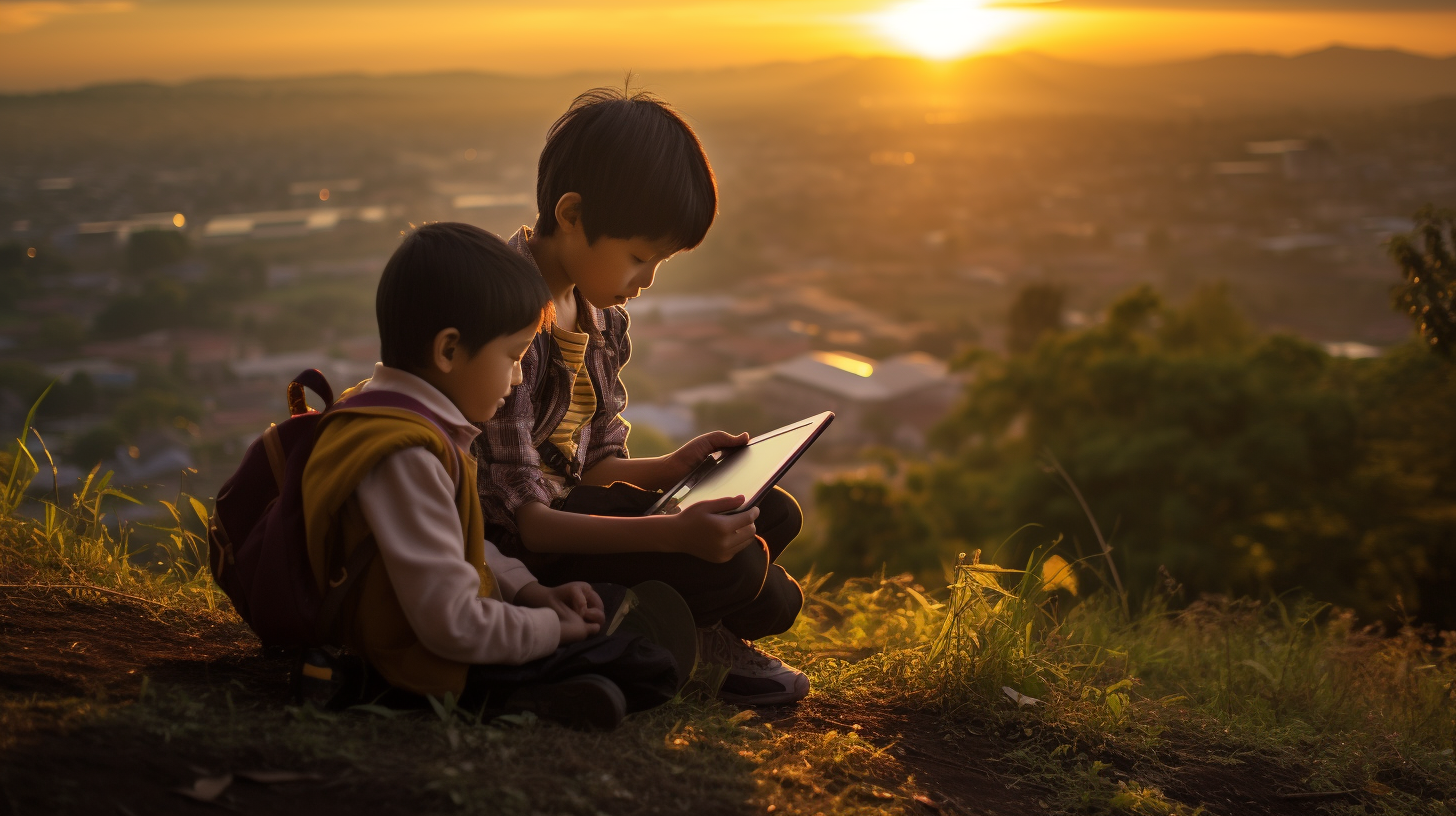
[525,231,579,329]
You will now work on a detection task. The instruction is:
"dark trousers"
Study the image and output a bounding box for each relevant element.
[343,630,678,714]
[533,483,805,641]
[460,630,679,713]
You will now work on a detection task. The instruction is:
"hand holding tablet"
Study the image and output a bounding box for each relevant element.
[644,411,835,516]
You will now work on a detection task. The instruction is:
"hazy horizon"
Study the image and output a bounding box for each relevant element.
[4,41,1453,99]
[2,0,1453,93]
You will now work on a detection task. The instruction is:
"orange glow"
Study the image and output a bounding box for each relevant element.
[986,8,1456,66]
[172,213,185,228]
[319,189,330,202]
[870,151,916,166]
[0,2,1451,91]
[869,0,1027,60]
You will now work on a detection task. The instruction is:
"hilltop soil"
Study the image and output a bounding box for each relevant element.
[1,574,1334,816]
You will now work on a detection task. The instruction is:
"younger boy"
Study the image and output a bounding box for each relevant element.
[478,89,810,705]
[303,222,682,728]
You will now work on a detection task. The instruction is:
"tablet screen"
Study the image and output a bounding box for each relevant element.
[672,415,826,512]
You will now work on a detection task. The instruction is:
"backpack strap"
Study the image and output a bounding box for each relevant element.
[313,533,379,646]
[288,369,335,416]
[330,390,464,483]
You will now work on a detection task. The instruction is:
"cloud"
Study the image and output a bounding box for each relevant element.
[991,0,1455,8]
[0,1,134,35]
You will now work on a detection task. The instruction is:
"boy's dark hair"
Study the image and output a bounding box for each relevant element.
[377,222,549,371]
[535,87,717,251]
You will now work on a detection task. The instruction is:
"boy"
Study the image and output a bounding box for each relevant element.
[303,222,684,729]
[478,88,810,705]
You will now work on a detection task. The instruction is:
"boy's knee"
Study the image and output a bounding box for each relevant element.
[721,538,770,603]
[688,539,770,627]
[762,566,804,633]
[722,565,803,640]
[757,487,803,544]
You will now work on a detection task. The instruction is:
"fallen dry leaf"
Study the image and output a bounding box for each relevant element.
[174,774,233,802]
[1002,686,1042,707]
[235,770,324,785]
[913,793,941,810]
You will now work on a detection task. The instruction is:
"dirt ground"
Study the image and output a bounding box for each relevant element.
[0,578,1338,816]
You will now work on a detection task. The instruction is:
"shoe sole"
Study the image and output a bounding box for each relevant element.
[718,671,811,707]
[503,673,625,730]
[717,687,810,706]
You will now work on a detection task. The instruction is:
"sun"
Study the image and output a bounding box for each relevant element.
[869,0,1023,61]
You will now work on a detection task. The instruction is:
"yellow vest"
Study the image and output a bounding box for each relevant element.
[302,404,495,697]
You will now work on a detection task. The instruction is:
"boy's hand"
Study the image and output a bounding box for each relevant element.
[516,581,606,627]
[667,431,749,482]
[517,581,604,645]
[669,496,760,563]
[555,606,600,645]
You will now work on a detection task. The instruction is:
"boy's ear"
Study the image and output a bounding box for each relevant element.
[431,327,462,374]
[554,192,583,235]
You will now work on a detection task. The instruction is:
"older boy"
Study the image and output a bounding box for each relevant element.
[477,89,809,705]
[304,222,683,728]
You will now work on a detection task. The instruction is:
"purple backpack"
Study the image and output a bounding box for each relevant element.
[207,369,456,649]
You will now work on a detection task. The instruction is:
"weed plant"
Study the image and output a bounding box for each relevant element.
[776,540,1456,813]
[0,390,218,610]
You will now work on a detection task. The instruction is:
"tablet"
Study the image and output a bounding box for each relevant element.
[642,411,835,516]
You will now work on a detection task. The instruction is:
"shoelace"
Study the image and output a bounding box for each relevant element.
[699,624,781,671]
[726,637,782,670]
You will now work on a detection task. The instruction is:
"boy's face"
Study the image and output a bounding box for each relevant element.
[561,232,678,310]
[431,322,538,424]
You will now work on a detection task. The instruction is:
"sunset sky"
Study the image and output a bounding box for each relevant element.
[1,0,1453,92]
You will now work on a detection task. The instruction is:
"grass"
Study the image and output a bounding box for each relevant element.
[0,390,221,612]
[2,399,1455,814]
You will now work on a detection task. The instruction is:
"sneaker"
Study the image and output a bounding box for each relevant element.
[502,673,625,730]
[697,623,809,706]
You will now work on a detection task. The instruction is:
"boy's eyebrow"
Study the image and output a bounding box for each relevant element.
[644,242,679,262]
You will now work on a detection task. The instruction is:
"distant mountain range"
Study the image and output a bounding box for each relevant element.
[4,46,1455,124]
[658,46,1456,116]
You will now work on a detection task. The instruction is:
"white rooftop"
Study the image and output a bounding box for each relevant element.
[1325,342,1381,360]
[770,351,948,402]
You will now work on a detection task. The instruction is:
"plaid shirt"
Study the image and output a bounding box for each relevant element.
[475,227,633,542]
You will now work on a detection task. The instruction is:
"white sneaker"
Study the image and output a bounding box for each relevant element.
[697,623,809,706]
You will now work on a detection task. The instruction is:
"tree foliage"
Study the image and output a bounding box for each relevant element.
[1390,205,1456,361]
[1007,283,1065,354]
[125,229,190,277]
[812,283,1456,626]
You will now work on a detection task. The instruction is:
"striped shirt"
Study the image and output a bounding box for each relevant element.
[543,322,598,485]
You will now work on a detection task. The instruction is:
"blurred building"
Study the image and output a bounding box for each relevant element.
[658,350,960,451]
[745,350,959,450]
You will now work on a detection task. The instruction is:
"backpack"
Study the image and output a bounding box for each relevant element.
[207,368,457,650]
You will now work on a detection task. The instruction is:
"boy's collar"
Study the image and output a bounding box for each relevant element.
[508,225,607,342]
[361,363,479,447]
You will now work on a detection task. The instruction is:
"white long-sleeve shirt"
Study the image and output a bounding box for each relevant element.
[353,364,561,666]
